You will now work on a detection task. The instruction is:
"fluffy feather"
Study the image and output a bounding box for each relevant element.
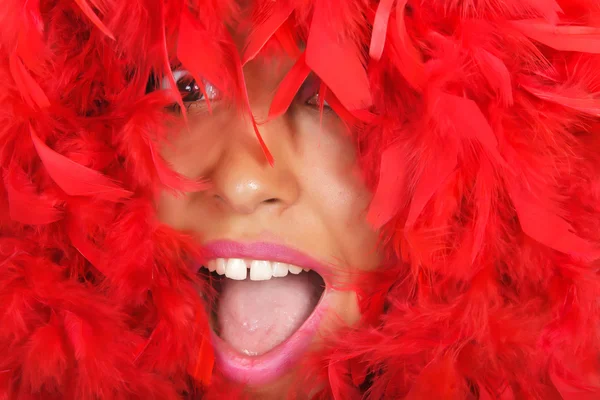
[511,19,600,53]
[8,54,50,109]
[4,165,63,225]
[30,127,132,202]
[73,0,115,40]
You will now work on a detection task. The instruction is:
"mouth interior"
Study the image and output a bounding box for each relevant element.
[200,266,325,357]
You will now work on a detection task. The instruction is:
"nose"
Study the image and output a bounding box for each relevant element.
[208,134,299,215]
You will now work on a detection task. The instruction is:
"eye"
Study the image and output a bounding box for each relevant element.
[298,74,330,109]
[306,92,330,108]
[161,70,220,105]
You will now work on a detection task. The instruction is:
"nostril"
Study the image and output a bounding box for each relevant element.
[263,198,279,204]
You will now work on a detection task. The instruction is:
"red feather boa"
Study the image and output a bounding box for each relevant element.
[1,0,600,398]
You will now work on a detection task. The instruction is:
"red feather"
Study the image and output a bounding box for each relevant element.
[388,0,425,90]
[159,1,187,124]
[73,0,115,40]
[67,218,106,274]
[437,93,505,167]
[234,48,275,166]
[8,54,50,109]
[275,20,302,59]
[242,2,295,65]
[511,20,600,53]
[188,314,214,386]
[177,10,229,103]
[369,0,397,61]
[405,356,466,399]
[508,181,599,261]
[523,84,600,117]
[149,145,209,193]
[268,53,311,119]
[478,385,494,400]
[24,0,44,34]
[178,10,274,165]
[4,166,63,225]
[476,49,514,107]
[30,128,132,201]
[328,362,362,400]
[16,0,46,74]
[405,142,458,228]
[306,1,372,111]
[367,142,408,229]
[549,362,600,399]
[471,159,493,263]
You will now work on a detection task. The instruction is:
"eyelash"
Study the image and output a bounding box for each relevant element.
[162,70,330,111]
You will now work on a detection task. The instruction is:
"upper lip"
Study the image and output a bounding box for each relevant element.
[201,240,329,282]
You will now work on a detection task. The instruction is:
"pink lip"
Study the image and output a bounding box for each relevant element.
[201,240,330,385]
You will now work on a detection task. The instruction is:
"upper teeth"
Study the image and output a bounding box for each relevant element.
[204,258,310,281]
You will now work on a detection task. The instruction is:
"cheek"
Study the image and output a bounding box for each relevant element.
[160,114,232,179]
[155,191,188,229]
[297,135,378,271]
[297,118,368,211]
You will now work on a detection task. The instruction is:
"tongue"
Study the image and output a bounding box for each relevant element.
[217,273,320,356]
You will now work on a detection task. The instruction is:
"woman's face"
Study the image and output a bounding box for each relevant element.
[157,51,380,396]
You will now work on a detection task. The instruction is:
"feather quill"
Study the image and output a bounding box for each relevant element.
[30,128,132,201]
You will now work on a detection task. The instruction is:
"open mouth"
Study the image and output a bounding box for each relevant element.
[199,258,325,356]
[196,241,328,385]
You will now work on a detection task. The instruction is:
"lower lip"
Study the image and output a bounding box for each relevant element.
[211,291,329,386]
